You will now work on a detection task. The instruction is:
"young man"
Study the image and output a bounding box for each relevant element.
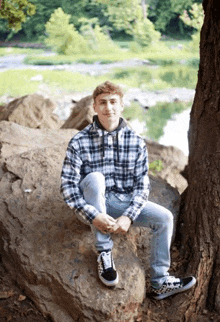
[61,81,196,300]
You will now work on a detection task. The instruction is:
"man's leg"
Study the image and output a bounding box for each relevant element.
[132,201,173,286]
[79,172,118,286]
[79,172,113,251]
[107,193,196,298]
[106,193,173,285]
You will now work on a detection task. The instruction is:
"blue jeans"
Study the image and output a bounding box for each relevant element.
[79,172,173,286]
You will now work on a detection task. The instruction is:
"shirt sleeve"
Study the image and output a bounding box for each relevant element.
[60,139,99,223]
[122,141,150,222]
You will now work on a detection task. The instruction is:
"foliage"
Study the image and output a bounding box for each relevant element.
[148,0,202,34]
[96,0,141,34]
[79,17,122,54]
[180,3,204,30]
[149,160,163,175]
[132,15,161,47]
[0,0,35,31]
[45,8,88,55]
[180,3,204,53]
[45,8,122,55]
[0,0,204,43]
[96,0,160,47]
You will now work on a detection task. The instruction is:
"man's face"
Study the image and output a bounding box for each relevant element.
[93,93,124,132]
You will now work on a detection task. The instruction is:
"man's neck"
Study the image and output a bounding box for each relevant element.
[96,117,120,132]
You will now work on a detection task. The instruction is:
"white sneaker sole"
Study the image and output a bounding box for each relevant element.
[152,276,196,300]
[99,273,119,287]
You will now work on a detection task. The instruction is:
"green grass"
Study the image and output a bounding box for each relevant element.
[0,69,113,96]
[22,48,199,66]
[2,37,197,66]
[0,57,198,97]
[0,47,44,56]
[24,55,73,65]
[111,64,198,90]
[0,61,198,97]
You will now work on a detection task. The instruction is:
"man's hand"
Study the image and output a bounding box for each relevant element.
[112,216,132,235]
[92,213,116,234]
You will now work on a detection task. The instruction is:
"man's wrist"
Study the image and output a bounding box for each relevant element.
[122,215,133,225]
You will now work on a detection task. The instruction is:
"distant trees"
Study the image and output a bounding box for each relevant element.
[148,0,203,35]
[0,0,35,31]
[0,0,203,42]
[180,3,204,52]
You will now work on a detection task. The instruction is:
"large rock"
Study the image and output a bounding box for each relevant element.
[61,95,95,130]
[0,121,77,166]
[146,140,188,193]
[0,140,180,321]
[0,94,63,129]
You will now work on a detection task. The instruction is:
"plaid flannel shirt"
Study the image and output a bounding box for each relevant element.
[61,118,150,223]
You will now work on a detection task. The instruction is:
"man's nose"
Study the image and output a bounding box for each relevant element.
[105,102,113,111]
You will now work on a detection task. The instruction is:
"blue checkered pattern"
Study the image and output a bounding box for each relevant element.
[61,120,150,223]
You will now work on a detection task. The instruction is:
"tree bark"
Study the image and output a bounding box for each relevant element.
[141,0,147,20]
[173,0,220,320]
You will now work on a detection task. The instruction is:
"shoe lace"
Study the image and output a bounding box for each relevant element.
[164,276,181,286]
[166,276,180,282]
[100,251,112,270]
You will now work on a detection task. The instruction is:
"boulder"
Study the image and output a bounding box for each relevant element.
[61,95,95,130]
[146,140,188,194]
[0,121,77,166]
[0,94,63,129]
[0,140,180,321]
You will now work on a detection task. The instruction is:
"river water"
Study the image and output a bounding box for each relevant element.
[159,108,190,156]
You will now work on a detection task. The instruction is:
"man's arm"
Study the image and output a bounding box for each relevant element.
[121,141,150,223]
[61,139,116,232]
[61,140,100,223]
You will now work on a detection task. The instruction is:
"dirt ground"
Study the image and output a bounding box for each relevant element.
[0,261,51,322]
[0,255,219,322]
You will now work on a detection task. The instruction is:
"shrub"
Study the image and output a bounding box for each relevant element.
[45,10,122,56]
[24,56,72,65]
[45,8,88,55]
[79,18,122,54]
[132,18,161,48]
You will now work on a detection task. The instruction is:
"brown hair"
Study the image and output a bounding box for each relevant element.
[93,81,124,102]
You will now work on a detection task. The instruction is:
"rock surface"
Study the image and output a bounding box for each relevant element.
[0,124,180,321]
[61,95,94,130]
[0,94,63,129]
[146,140,188,193]
[0,120,77,163]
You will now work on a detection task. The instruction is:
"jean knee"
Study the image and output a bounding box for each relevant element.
[163,209,173,228]
[81,172,105,194]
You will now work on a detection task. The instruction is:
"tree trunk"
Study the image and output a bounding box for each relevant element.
[141,0,147,20]
[173,0,220,320]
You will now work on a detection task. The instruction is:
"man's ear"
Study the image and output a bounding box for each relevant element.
[93,101,97,112]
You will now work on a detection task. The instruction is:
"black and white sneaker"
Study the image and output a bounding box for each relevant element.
[150,276,196,300]
[97,250,119,287]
